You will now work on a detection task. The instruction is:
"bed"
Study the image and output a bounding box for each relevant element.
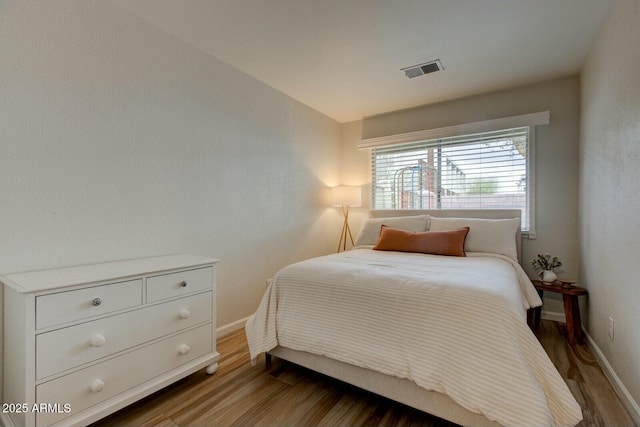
[245,209,582,427]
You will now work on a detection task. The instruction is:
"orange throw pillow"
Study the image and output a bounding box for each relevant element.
[373,226,470,257]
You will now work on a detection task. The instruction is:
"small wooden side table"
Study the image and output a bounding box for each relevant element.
[528,280,588,345]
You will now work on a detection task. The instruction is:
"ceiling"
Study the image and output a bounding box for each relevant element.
[108,0,615,123]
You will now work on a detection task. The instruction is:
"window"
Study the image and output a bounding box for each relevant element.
[360,112,550,235]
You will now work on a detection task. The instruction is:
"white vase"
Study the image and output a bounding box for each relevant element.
[541,270,557,283]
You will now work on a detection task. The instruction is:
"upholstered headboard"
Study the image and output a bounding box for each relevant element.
[369,209,523,264]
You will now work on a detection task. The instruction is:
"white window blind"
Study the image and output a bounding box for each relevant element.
[371,127,533,231]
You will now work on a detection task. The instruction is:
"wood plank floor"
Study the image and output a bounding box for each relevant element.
[90,320,635,427]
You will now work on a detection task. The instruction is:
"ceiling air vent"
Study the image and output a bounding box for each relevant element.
[402,59,444,79]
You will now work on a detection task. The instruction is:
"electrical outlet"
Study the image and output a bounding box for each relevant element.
[608,316,615,340]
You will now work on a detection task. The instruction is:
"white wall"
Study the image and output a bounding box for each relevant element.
[0,0,342,397]
[341,77,581,315]
[580,0,640,418]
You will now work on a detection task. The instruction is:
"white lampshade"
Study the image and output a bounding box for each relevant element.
[331,186,361,207]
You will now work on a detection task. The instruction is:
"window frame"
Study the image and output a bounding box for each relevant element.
[358,112,549,238]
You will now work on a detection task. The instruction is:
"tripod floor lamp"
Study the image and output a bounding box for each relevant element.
[331,186,362,252]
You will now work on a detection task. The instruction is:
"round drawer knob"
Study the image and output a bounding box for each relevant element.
[89,334,106,347]
[179,309,191,319]
[89,379,105,393]
[92,298,102,307]
[178,344,191,355]
[180,280,188,288]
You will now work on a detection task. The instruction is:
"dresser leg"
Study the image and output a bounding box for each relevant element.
[206,362,218,375]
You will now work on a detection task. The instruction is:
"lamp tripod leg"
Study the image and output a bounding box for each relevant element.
[346,224,354,247]
[337,205,352,252]
[337,212,348,252]
[345,209,355,246]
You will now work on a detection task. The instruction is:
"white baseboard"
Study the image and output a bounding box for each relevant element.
[541,310,566,323]
[584,330,640,426]
[541,309,640,423]
[216,316,249,338]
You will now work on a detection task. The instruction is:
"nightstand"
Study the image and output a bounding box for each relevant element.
[528,280,588,345]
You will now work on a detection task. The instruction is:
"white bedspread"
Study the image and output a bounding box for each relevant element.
[245,249,582,427]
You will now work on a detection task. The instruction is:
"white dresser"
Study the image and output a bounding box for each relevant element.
[1,254,220,427]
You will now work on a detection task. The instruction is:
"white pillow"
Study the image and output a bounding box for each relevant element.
[428,217,520,260]
[354,215,429,248]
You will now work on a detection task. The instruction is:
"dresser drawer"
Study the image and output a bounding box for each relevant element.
[36,292,212,380]
[36,279,143,330]
[146,266,213,302]
[36,323,213,427]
